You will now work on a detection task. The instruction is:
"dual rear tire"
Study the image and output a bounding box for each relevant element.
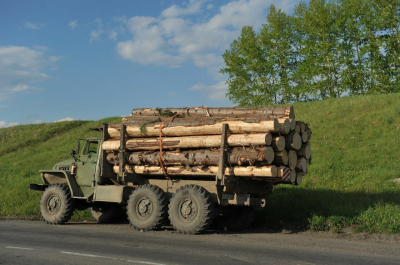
[127,184,215,234]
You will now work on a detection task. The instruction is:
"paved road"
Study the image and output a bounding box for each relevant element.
[0,220,399,265]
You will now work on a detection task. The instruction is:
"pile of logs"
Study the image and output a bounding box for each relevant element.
[103,106,311,185]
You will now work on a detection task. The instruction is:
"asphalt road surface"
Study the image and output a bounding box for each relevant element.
[1,220,399,265]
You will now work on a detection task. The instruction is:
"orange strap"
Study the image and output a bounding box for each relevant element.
[158,108,190,178]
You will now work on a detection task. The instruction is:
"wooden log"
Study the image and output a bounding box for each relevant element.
[295,124,301,132]
[290,170,297,184]
[273,150,288,165]
[296,144,311,160]
[277,119,291,134]
[296,173,304,185]
[305,128,312,141]
[131,106,295,119]
[102,133,273,151]
[114,165,278,177]
[271,136,285,151]
[296,121,306,133]
[107,147,275,166]
[288,150,298,170]
[301,131,308,143]
[108,119,279,138]
[288,118,296,131]
[296,158,307,172]
[285,132,302,150]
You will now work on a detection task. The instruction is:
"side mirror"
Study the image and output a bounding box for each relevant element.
[70,150,76,157]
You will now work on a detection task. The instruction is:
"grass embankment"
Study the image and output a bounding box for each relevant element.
[0,94,399,233]
[260,93,400,233]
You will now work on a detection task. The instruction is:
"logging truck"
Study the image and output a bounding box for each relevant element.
[30,106,311,233]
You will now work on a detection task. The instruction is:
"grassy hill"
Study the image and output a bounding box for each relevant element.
[1,94,399,233]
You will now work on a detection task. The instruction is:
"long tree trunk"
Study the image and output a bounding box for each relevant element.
[103,133,273,151]
[114,165,278,178]
[108,119,279,138]
[130,106,295,119]
[107,147,275,166]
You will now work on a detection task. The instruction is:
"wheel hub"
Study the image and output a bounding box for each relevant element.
[47,195,61,213]
[179,199,197,221]
[137,198,152,218]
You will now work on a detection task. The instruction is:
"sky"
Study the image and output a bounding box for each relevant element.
[0,0,304,128]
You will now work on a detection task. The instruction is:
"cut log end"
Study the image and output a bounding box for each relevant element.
[278,119,291,134]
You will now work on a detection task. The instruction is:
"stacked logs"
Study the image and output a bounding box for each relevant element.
[103,106,311,185]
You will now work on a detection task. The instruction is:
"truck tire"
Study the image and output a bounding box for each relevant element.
[168,185,214,234]
[126,184,168,231]
[215,206,255,231]
[40,184,75,224]
[91,203,123,224]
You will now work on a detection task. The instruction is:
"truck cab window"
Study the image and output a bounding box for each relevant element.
[83,141,98,155]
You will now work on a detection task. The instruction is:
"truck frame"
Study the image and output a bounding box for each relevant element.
[30,123,273,233]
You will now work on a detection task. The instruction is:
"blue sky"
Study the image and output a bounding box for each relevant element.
[0,0,302,127]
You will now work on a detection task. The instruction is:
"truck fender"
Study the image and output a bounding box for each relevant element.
[39,170,84,197]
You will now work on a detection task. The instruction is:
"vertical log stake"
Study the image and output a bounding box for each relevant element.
[118,124,126,182]
[216,124,229,204]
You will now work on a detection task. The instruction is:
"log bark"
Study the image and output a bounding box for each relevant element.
[131,106,295,119]
[273,150,288,165]
[102,133,273,151]
[107,147,275,166]
[277,119,291,134]
[296,144,311,160]
[288,150,298,170]
[114,165,277,177]
[108,119,279,138]
[285,132,302,150]
[271,136,285,151]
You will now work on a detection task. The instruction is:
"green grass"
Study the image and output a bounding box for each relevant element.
[0,117,121,220]
[1,94,400,233]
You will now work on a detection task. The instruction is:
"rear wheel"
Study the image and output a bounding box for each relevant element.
[168,185,214,234]
[40,184,75,224]
[91,203,123,224]
[126,185,168,231]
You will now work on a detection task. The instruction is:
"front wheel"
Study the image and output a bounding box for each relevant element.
[40,184,75,224]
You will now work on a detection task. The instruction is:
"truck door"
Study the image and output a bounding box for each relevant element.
[76,140,99,196]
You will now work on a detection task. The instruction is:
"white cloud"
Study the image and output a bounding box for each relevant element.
[55,117,76,122]
[161,0,208,18]
[0,46,58,101]
[0,121,19,128]
[115,0,292,67]
[10,85,44,92]
[68,20,78,30]
[189,81,229,101]
[90,29,104,42]
[109,31,118,40]
[113,0,298,101]
[24,22,43,30]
